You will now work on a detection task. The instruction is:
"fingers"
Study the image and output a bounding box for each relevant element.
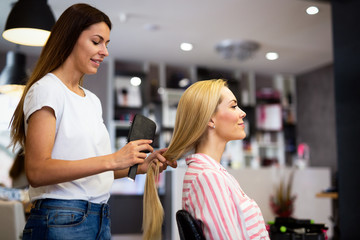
[132,139,153,145]
[112,140,155,171]
[149,148,177,172]
[131,139,154,153]
[149,159,177,175]
[154,151,167,163]
[157,161,166,172]
[168,160,177,168]
[156,148,168,154]
[155,148,176,169]
[130,146,177,174]
[136,152,148,161]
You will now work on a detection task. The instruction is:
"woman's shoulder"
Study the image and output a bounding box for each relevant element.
[39,73,60,83]
[25,73,65,111]
[186,163,224,182]
[31,73,63,92]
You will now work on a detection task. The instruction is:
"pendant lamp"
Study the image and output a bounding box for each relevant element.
[0,51,27,94]
[2,0,55,47]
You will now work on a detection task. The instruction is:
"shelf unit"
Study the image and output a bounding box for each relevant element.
[239,73,296,167]
[104,59,297,169]
[160,88,184,129]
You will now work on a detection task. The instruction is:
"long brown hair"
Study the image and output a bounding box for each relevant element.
[142,79,227,239]
[10,4,111,151]
[9,148,25,180]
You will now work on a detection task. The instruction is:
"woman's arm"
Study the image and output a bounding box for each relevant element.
[25,107,153,187]
[113,148,177,179]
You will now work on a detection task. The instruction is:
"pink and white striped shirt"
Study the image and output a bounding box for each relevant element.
[182,153,269,240]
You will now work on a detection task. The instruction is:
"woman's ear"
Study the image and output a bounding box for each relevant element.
[208,119,215,129]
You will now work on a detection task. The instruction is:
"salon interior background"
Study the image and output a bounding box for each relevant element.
[0,0,332,75]
[3,0,360,239]
[0,0,336,194]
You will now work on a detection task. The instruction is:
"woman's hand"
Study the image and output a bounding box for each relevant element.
[112,139,153,171]
[137,148,177,174]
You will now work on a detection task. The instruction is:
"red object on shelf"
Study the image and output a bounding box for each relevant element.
[256,88,281,101]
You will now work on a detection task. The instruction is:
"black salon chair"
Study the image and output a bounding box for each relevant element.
[176,209,205,240]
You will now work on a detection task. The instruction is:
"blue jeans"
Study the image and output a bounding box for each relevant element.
[22,199,111,240]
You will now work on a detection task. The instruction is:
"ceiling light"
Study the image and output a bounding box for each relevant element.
[180,43,193,51]
[157,87,165,95]
[306,6,319,15]
[2,0,55,47]
[178,78,190,88]
[130,77,141,86]
[0,51,27,94]
[266,52,279,60]
[215,39,260,61]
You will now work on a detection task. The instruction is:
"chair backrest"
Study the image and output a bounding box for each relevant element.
[176,209,205,240]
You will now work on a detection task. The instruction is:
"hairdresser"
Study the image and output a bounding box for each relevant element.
[9,4,172,239]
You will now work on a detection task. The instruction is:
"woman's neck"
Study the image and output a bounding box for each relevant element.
[196,137,226,163]
[52,65,85,97]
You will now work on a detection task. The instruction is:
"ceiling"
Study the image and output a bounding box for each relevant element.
[0,0,333,76]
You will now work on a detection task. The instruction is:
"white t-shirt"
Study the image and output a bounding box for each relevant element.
[24,73,114,204]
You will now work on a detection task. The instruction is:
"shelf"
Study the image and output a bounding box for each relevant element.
[113,120,131,129]
[316,192,338,199]
[161,88,184,128]
[244,151,254,157]
[258,142,279,148]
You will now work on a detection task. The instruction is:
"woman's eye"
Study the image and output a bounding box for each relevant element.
[92,40,100,45]
[231,105,238,109]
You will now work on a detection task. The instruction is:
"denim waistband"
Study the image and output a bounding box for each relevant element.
[33,198,109,217]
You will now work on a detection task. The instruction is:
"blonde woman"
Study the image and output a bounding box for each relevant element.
[144,79,269,239]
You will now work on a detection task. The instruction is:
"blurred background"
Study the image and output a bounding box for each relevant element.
[1,0,358,240]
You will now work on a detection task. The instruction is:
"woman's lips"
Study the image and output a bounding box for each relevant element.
[91,59,101,66]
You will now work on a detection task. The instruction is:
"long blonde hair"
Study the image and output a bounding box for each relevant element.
[143,79,227,239]
[9,4,111,151]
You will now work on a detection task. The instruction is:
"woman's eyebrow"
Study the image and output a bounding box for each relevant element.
[93,34,110,43]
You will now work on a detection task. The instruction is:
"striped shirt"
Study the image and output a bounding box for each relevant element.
[182,153,269,240]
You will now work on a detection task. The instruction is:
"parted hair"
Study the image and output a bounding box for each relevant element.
[10,3,111,151]
[143,79,227,239]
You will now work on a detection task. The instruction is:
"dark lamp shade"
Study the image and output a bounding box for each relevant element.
[2,0,55,47]
[0,51,27,94]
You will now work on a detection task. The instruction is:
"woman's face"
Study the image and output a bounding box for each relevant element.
[211,87,247,141]
[70,22,110,75]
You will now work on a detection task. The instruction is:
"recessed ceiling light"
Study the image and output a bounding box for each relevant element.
[130,77,141,86]
[157,87,165,95]
[266,52,279,60]
[180,42,193,51]
[178,78,190,88]
[306,6,319,15]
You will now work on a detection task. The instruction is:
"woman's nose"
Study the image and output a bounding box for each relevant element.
[100,44,109,57]
[239,108,246,118]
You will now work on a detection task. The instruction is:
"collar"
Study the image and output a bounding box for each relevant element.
[185,153,227,172]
